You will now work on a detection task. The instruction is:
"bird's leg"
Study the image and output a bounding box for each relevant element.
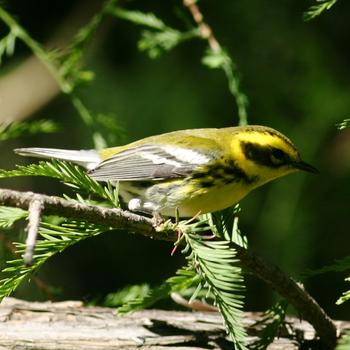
[151,210,166,227]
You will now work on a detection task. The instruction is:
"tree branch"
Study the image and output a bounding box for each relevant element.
[231,243,337,348]
[23,197,43,266]
[0,188,337,348]
[183,0,221,52]
[0,188,176,241]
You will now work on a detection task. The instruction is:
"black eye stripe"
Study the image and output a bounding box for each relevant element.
[271,148,285,160]
[241,141,289,168]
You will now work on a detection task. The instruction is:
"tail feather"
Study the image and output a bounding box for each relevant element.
[15,147,101,170]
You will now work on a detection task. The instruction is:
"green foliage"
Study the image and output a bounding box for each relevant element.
[116,267,200,314]
[138,29,193,59]
[0,6,70,93]
[94,113,126,146]
[0,0,114,93]
[0,120,59,141]
[0,159,117,300]
[0,2,122,149]
[305,255,350,276]
[108,5,248,126]
[59,0,113,87]
[303,255,350,305]
[336,331,350,350]
[106,209,248,348]
[0,220,106,302]
[336,277,350,305]
[3,0,246,138]
[0,160,119,207]
[0,158,117,301]
[185,235,247,349]
[251,300,288,350]
[184,224,248,350]
[337,118,350,130]
[207,205,247,247]
[109,7,199,59]
[108,8,167,30]
[202,49,248,125]
[104,283,151,307]
[142,209,248,348]
[0,206,27,229]
[0,29,17,64]
[304,0,338,21]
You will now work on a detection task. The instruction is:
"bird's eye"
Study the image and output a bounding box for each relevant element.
[270,148,286,164]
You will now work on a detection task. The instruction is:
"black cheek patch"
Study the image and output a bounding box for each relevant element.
[241,141,282,168]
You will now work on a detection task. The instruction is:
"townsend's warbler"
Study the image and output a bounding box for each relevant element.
[15,125,318,217]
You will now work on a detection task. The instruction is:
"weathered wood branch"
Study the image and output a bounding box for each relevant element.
[0,298,348,350]
[0,188,338,348]
[23,197,43,266]
[0,188,175,241]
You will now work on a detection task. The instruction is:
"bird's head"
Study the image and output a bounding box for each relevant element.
[230,125,318,187]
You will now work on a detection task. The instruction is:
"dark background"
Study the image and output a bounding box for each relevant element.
[0,0,349,319]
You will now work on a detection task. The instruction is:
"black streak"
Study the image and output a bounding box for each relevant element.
[192,160,257,188]
[199,180,214,188]
[224,160,258,184]
[241,141,288,168]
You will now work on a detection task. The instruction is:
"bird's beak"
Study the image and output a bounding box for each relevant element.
[294,160,319,174]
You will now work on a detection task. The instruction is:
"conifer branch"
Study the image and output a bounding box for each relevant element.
[0,187,337,348]
[304,0,338,21]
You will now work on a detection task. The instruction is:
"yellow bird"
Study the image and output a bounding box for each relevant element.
[15,125,318,217]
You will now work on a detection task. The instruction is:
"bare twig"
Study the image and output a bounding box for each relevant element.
[0,188,337,348]
[23,197,43,266]
[183,0,220,52]
[170,292,218,312]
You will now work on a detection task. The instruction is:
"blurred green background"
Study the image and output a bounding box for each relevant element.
[0,0,349,319]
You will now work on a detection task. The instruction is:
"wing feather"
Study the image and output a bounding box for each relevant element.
[88,144,214,181]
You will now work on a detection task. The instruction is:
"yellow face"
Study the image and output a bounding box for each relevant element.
[228,128,317,188]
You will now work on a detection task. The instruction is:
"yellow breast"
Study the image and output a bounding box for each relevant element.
[161,181,251,217]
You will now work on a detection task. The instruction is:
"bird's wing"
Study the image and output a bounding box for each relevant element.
[15,147,101,170]
[88,143,218,181]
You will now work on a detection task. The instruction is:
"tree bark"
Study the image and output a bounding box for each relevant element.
[0,298,349,350]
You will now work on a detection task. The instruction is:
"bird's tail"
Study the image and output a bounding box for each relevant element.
[15,147,101,170]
